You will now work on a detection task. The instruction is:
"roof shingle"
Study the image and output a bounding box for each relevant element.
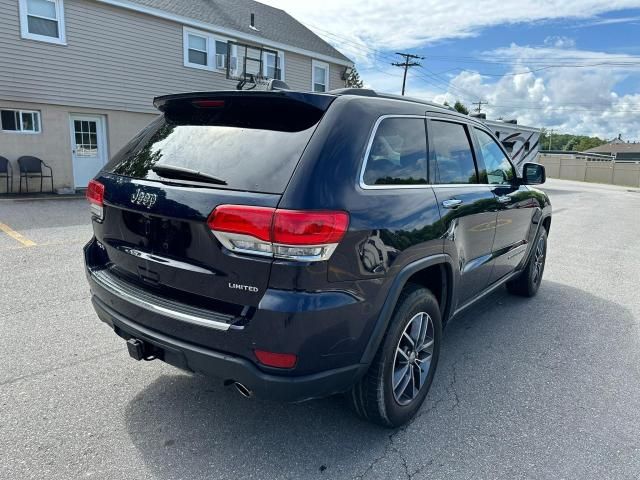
[123,0,352,63]
[586,143,640,154]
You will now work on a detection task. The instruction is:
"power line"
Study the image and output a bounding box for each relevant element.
[415,67,485,102]
[392,53,424,95]
[295,21,640,115]
[302,22,640,67]
[298,22,486,100]
[293,23,473,98]
[472,100,488,114]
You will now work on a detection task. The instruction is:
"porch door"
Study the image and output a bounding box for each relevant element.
[69,115,107,188]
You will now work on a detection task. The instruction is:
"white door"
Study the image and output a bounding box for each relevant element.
[70,115,107,188]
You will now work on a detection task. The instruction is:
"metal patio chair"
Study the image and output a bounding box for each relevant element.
[0,156,12,193]
[18,156,54,193]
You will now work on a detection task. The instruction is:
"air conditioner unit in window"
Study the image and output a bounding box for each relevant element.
[216,54,226,69]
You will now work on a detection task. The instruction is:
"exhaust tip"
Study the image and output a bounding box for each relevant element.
[233,382,253,398]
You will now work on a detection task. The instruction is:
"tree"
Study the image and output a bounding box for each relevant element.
[453,101,469,115]
[443,100,469,114]
[563,138,577,151]
[574,137,607,151]
[345,67,364,88]
[540,129,607,152]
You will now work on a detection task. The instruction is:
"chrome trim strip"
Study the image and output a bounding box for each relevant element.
[90,268,233,331]
[506,243,528,260]
[431,184,495,188]
[117,247,216,275]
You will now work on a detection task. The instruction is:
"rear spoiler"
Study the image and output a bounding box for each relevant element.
[153,91,336,132]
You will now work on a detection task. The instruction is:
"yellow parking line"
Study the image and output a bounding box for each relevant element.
[0,222,37,247]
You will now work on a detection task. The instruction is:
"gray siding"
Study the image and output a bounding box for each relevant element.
[285,52,346,91]
[0,0,346,114]
[330,64,345,90]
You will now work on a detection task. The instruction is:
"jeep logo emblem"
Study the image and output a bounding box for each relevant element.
[228,282,259,293]
[131,188,157,209]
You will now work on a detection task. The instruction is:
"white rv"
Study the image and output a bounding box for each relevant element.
[474,117,542,172]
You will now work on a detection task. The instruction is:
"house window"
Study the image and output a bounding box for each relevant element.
[183,27,231,72]
[19,0,66,44]
[215,41,227,69]
[186,32,209,67]
[1,110,41,133]
[312,60,329,92]
[263,51,283,80]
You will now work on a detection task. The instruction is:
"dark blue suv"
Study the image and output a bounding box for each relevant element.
[84,88,551,427]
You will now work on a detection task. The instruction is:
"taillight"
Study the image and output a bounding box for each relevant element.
[86,179,105,220]
[207,205,349,262]
[273,210,349,245]
[254,349,298,369]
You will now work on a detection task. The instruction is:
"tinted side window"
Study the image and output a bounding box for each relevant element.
[474,128,515,185]
[362,117,427,186]
[430,121,477,184]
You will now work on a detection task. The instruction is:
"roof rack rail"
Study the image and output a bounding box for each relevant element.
[327,87,455,111]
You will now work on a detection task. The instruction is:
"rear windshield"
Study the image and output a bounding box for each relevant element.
[104,113,318,194]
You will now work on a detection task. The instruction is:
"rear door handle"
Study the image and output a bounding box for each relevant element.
[496,195,511,204]
[442,199,463,209]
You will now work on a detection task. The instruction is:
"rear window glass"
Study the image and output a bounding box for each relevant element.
[430,121,478,184]
[104,116,317,194]
[362,117,428,186]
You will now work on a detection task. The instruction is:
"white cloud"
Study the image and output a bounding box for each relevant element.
[578,15,640,26]
[544,36,576,49]
[258,1,640,138]
[488,43,640,69]
[261,0,640,57]
[353,44,640,138]
[420,45,640,139]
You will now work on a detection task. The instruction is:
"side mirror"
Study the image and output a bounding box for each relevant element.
[522,162,546,185]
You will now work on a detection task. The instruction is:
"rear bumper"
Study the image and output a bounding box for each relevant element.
[91,293,364,403]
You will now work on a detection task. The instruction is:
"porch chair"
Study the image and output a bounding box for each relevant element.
[18,156,54,193]
[0,156,12,193]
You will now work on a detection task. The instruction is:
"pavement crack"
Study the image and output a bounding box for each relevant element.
[447,360,462,411]
[352,397,445,479]
[392,446,411,480]
[409,458,435,479]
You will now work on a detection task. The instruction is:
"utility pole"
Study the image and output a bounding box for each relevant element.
[547,129,555,150]
[472,100,488,114]
[392,52,424,96]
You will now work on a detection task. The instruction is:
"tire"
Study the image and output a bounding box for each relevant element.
[506,227,547,297]
[349,283,442,427]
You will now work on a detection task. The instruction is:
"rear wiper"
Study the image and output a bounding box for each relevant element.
[151,164,227,185]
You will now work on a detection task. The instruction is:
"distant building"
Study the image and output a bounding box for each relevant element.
[585,137,640,162]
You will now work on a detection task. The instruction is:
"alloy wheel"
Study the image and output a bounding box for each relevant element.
[392,312,435,406]
[532,235,546,284]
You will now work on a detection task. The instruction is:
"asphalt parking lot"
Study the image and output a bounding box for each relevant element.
[1,178,639,480]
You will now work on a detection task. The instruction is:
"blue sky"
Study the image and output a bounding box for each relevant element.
[263,1,640,139]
